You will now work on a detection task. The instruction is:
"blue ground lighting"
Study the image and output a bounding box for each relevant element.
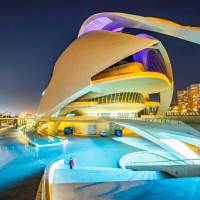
[0,129,138,199]
[1,128,200,200]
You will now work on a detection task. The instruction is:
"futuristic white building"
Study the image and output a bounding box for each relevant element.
[35,14,200,200]
[37,12,200,126]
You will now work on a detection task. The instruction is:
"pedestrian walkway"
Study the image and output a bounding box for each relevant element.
[53,168,170,184]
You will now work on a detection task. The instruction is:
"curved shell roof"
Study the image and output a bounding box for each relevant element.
[38,12,200,116]
[79,12,200,44]
[38,31,159,115]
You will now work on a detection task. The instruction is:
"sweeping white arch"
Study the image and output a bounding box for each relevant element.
[79,12,200,44]
[38,12,200,117]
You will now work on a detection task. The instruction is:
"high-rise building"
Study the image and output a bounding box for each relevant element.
[188,84,200,112]
[177,90,188,112]
[177,83,200,114]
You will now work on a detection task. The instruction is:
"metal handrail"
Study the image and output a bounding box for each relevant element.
[101,116,183,125]
[124,158,200,166]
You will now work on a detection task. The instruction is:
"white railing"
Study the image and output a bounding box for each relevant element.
[101,116,183,125]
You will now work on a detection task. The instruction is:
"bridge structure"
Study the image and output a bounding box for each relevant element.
[0,117,35,128]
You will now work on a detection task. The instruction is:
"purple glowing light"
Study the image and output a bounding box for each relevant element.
[81,17,112,35]
[132,34,168,77]
[79,17,124,36]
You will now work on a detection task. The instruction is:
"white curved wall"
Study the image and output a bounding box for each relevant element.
[38,31,159,115]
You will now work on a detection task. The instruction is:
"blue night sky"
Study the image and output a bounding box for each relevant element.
[0,0,200,114]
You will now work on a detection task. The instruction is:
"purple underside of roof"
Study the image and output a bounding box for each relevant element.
[132,34,168,76]
[80,19,168,78]
[79,16,124,35]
